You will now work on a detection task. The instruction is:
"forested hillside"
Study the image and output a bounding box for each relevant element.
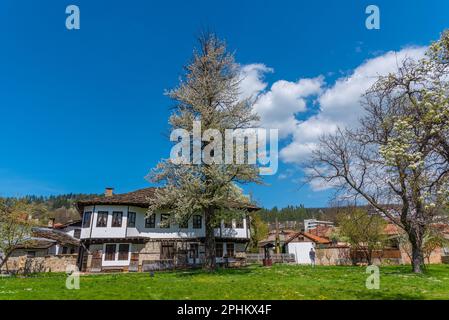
[3,193,338,227]
[3,194,99,224]
[257,205,339,224]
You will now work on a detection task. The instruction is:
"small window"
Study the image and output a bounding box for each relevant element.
[82,211,92,228]
[26,251,36,258]
[179,218,188,229]
[96,211,108,228]
[215,243,223,258]
[118,244,130,261]
[236,218,244,229]
[127,212,136,228]
[226,243,235,257]
[161,242,175,259]
[193,215,202,229]
[189,243,199,259]
[145,214,156,228]
[160,214,170,228]
[62,247,68,255]
[224,220,233,228]
[74,229,81,239]
[112,211,123,228]
[105,244,116,261]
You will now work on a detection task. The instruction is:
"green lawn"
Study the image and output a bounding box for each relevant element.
[1,264,449,300]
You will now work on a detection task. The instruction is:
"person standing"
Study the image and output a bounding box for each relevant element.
[309,247,316,268]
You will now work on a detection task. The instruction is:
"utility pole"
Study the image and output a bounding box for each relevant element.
[275,217,280,254]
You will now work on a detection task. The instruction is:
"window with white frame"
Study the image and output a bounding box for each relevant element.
[127,212,136,228]
[96,211,108,227]
[112,211,123,227]
[104,243,130,262]
[145,214,155,228]
[193,215,202,229]
[82,211,92,228]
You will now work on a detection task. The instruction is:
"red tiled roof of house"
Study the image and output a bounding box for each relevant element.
[308,225,333,238]
[303,232,331,244]
[258,229,298,247]
[285,231,331,245]
[384,223,402,235]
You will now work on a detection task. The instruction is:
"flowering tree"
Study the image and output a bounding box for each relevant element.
[307,31,449,273]
[337,209,387,265]
[0,199,37,271]
[147,33,261,270]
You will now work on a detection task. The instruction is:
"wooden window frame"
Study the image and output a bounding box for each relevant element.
[236,218,244,229]
[127,212,136,228]
[160,214,170,229]
[104,244,116,261]
[112,211,123,228]
[118,244,130,261]
[193,215,202,229]
[189,243,199,259]
[145,214,156,228]
[215,243,223,258]
[82,211,92,228]
[96,211,108,228]
[224,220,233,229]
[226,242,235,257]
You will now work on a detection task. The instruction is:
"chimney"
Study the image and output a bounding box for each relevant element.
[105,187,114,197]
[48,218,55,228]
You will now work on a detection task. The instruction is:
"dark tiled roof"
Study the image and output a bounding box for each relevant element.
[76,187,260,211]
[31,227,80,246]
[77,188,157,209]
[15,238,56,250]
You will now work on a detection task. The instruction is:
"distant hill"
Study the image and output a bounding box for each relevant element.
[256,205,341,231]
[4,194,99,224]
[6,194,340,227]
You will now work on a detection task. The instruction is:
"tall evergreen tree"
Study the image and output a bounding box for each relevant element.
[147,33,261,270]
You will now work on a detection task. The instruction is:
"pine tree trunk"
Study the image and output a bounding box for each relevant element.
[203,207,216,271]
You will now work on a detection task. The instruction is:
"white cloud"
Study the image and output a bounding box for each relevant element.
[252,76,324,138]
[239,64,273,100]
[280,47,427,163]
[239,47,427,191]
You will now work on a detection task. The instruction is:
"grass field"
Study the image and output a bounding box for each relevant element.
[1,264,449,300]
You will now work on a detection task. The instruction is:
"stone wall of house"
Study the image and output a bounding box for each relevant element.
[2,254,78,274]
[399,245,443,265]
[9,249,48,258]
[315,247,352,265]
[315,246,444,266]
[136,241,161,265]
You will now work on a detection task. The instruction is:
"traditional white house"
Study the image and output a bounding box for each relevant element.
[76,187,258,272]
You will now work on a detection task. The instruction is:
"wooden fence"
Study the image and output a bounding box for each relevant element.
[246,253,295,264]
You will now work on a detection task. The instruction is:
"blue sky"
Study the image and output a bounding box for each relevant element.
[0,0,448,208]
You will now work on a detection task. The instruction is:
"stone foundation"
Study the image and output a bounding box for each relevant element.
[2,254,78,274]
